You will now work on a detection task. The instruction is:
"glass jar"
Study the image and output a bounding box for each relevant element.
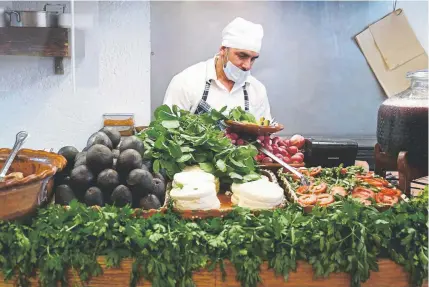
[376,69,428,165]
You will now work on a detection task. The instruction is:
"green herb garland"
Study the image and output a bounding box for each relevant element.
[0,188,427,287]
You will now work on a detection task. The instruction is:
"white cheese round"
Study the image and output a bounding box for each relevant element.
[231,178,284,209]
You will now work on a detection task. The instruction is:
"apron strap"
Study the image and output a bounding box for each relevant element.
[243,85,249,112]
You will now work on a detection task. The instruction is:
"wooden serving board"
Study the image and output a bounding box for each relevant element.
[0,257,425,287]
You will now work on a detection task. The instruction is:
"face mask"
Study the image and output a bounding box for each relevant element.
[222,54,250,87]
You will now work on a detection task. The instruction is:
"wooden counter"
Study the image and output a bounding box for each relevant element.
[0,257,426,287]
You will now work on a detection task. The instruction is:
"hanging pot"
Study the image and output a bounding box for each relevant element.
[4,10,58,27]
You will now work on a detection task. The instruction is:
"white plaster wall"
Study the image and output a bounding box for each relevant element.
[0,1,151,151]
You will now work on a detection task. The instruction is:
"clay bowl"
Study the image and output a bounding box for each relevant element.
[0,148,67,221]
[224,120,284,136]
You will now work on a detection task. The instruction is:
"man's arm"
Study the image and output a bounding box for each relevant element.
[163,75,192,111]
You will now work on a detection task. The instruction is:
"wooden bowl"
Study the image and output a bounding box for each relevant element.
[0,148,67,221]
[224,120,284,136]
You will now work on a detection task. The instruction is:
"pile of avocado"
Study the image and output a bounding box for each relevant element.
[54,127,166,210]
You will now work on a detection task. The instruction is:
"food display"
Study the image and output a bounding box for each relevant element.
[54,127,166,210]
[278,165,403,209]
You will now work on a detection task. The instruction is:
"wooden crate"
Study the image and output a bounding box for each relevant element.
[0,258,426,287]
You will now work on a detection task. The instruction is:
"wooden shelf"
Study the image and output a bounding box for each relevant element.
[0,27,69,74]
[0,258,426,287]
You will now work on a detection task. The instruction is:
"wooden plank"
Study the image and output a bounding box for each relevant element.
[0,27,69,57]
[0,258,426,286]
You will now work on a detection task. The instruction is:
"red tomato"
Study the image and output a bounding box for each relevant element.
[310,182,327,194]
[298,194,317,207]
[352,187,375,199]
[375,193,399,205]
[316,194,335,206]
[331,186,347,197]
[310,167,322,176]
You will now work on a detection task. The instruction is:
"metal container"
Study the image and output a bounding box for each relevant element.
[4,10,59,27]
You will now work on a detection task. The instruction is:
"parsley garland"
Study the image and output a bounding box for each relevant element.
[0,189,427,287]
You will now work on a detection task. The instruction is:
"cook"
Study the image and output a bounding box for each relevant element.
[163,17,272,120]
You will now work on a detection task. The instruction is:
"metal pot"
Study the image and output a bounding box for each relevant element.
[4,10,58,27]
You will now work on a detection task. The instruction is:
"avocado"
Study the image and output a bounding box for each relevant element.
[116,149,143,176]
[118,136,145,155]
[126,169,154,197]
[87,132,113,150]
[97,169,120,201]
[142,159,153,171]
[74,152,87,168]
[58,146,79,169]
[140,164,149,172]
[112,149,120,159]
[70,165,94,199]
[55,184,76,205]
[84,187,104,206]
[100,127,121,149]
[152,178,166,204]
[86,144,113,174]
[152,172,165,184]
[140,194,161,210]
[111,185,132,207]
[54,171,71,187]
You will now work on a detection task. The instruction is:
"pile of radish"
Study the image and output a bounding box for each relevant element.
[255,134,305,164]
[224,129,306,165]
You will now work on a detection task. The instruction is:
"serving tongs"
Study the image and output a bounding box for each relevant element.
[0,131,29,182]
[257,144,310,186]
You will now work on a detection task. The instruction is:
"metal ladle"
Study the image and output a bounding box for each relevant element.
[0,131,29,182]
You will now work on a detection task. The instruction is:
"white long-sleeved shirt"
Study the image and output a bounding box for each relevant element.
[163,57,272,120]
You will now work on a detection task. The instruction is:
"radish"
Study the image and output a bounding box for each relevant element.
[275,153,283,159]
[283,140,291,147]
[231,140,236,145]
[229,133,239,140]
[291,154,303,163]
[295,152,304,160]
[287,146,298,155]
[262,157,273,163]
[272,146,280,155]
[290,134,305,149]
[236,139,244,145]
[257,136,265,143]
[272,137,281,146]
[283,156,292,164]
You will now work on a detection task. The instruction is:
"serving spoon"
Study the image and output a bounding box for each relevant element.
[0,131,29,182]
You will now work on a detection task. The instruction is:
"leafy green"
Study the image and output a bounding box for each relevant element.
[0,191,427,287]
[137,105,260,183]
[228,107,257,123]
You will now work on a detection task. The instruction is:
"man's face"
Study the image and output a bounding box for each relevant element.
[220,47,259,72]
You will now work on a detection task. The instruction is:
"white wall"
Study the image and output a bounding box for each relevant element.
[397,0,429,53]
[0,1,151,151]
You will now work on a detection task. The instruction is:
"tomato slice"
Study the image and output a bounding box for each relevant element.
[310,167,322,177]
[331,186,347,197]
[340,168,348,175]
[352,187,375,199]
[362,178,385,187]
[375,193,399,205]
[310,182,327,194]
[380,188,401,197]
[316,194,335,206]
[298,194,317,207]
[296,186,309,195]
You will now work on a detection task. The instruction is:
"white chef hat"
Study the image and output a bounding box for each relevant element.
[221,17,264,53]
